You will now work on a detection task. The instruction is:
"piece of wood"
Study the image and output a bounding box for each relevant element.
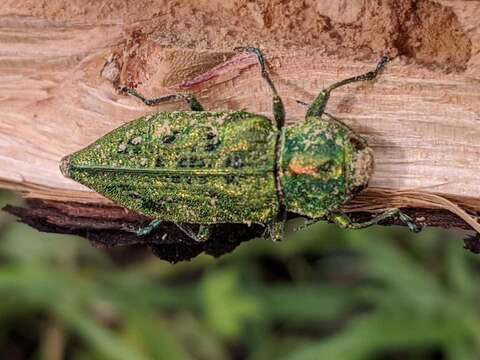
[0,1,479,260]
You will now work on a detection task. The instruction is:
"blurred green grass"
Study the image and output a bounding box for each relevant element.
[0,189,479,360]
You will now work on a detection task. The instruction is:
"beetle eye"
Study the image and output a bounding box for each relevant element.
[350,136,366,151]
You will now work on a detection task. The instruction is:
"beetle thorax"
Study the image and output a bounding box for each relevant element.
[279,117,373,218]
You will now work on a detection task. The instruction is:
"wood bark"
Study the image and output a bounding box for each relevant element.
[1,1,479,260]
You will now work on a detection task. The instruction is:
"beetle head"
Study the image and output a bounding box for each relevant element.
[346,140,374,195]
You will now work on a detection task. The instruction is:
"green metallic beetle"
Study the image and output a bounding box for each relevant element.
[60,48,419,241]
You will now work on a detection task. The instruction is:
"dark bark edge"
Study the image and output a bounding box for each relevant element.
[2,199,477,262]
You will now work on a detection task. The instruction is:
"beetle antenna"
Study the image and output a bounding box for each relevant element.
[306,56,390,118]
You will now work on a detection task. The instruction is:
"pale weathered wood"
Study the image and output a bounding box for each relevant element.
[0,1,479,219]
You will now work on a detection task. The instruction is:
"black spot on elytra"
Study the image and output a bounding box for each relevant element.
[156,157,164,167]
[170,176,181,184]
[204,131,220,152]
[162,131,179,144]
[127,146,141,155]
[163,135,175,143]
[105,184,142,199]
[225,154,244,169]
[190,157,205,167]
[177,156,206,168]
[196,176,208,184]
[177,158,189,168]
[225,175,236,185]
[141,198,163,213]
[205,142,219,152]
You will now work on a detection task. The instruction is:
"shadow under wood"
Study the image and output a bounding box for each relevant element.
[3,199,265,263]
[2,199,476,262]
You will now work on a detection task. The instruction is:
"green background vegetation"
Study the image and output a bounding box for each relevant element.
[0,189,479,360]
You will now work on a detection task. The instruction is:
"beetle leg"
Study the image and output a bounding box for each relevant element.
[136,219,162,236]
[292,209,421,234]
[329,209,422,233]
[175,224,211,242]
[237,47,285,129]
[263,209,287,241]
[306,57,390,118]
[136,220,211,241]
[119,86,204,111]
[264,219,285,242]
[196,225,211,242]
